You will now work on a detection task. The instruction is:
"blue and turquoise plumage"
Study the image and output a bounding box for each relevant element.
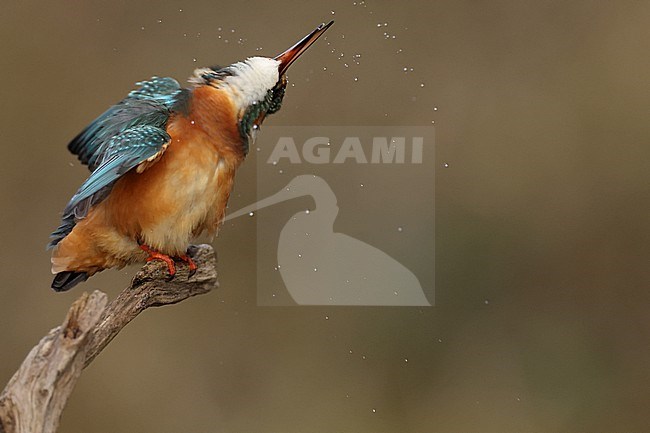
[49,77,190,249]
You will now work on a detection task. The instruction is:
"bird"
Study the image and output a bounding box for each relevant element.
[48,21,333,292]
[225,175,430,306]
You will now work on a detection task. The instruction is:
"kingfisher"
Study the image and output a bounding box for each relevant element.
[48,21,333,292]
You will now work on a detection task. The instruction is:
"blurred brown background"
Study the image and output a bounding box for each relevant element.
[1,1,649,432]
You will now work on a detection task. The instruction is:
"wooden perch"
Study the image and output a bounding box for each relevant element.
[0,244,218,433]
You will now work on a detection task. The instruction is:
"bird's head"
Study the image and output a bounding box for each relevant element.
[190,21,333,149]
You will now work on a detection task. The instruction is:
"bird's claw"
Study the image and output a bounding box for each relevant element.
[141,245,177,280]
[178,253,198,279]
[140,245,197,281]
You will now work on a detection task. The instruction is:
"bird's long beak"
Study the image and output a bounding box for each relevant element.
[275,21,334,75]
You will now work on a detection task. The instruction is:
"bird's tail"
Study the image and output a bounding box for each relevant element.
[51,271,88,292]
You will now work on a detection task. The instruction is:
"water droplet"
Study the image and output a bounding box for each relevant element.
[248,212,254,217]
[404,358,409,363]
[325,315,329,320]
[397,226,403,232]
[192,58,197,62]
[353,77,358,82]
[371,408,376,413]
[305,209,310,214]
[443,162,449,168]
[360,183,364,187]
[190,120,195,125]
[272,161,278,166]
[298,254,302,258]
[433,106,438,111]
[420,83,425,88]
[484,299,490,305]
[313,268,318,272]
[140,26,145,31]
[331,10,335,15]
[362,355,367,360]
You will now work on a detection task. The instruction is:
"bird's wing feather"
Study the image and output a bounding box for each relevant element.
[68,76,182,171]
[65,125,171,217]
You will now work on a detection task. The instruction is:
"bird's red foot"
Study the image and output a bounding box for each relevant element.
[140,245,176,280]
[178,254,198,278]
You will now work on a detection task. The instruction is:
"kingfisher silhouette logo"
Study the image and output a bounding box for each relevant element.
[226,126,435,306]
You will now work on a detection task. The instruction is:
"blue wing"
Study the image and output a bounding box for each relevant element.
[68,76,184,171]
[49,77,190,249]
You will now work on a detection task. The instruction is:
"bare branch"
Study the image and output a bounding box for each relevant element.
[0,244,218,433]
[84,244,218,366]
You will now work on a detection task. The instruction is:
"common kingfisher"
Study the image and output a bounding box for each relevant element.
[48,21,333,291]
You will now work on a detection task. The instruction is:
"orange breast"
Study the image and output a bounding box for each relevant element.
[106,90,245,253]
